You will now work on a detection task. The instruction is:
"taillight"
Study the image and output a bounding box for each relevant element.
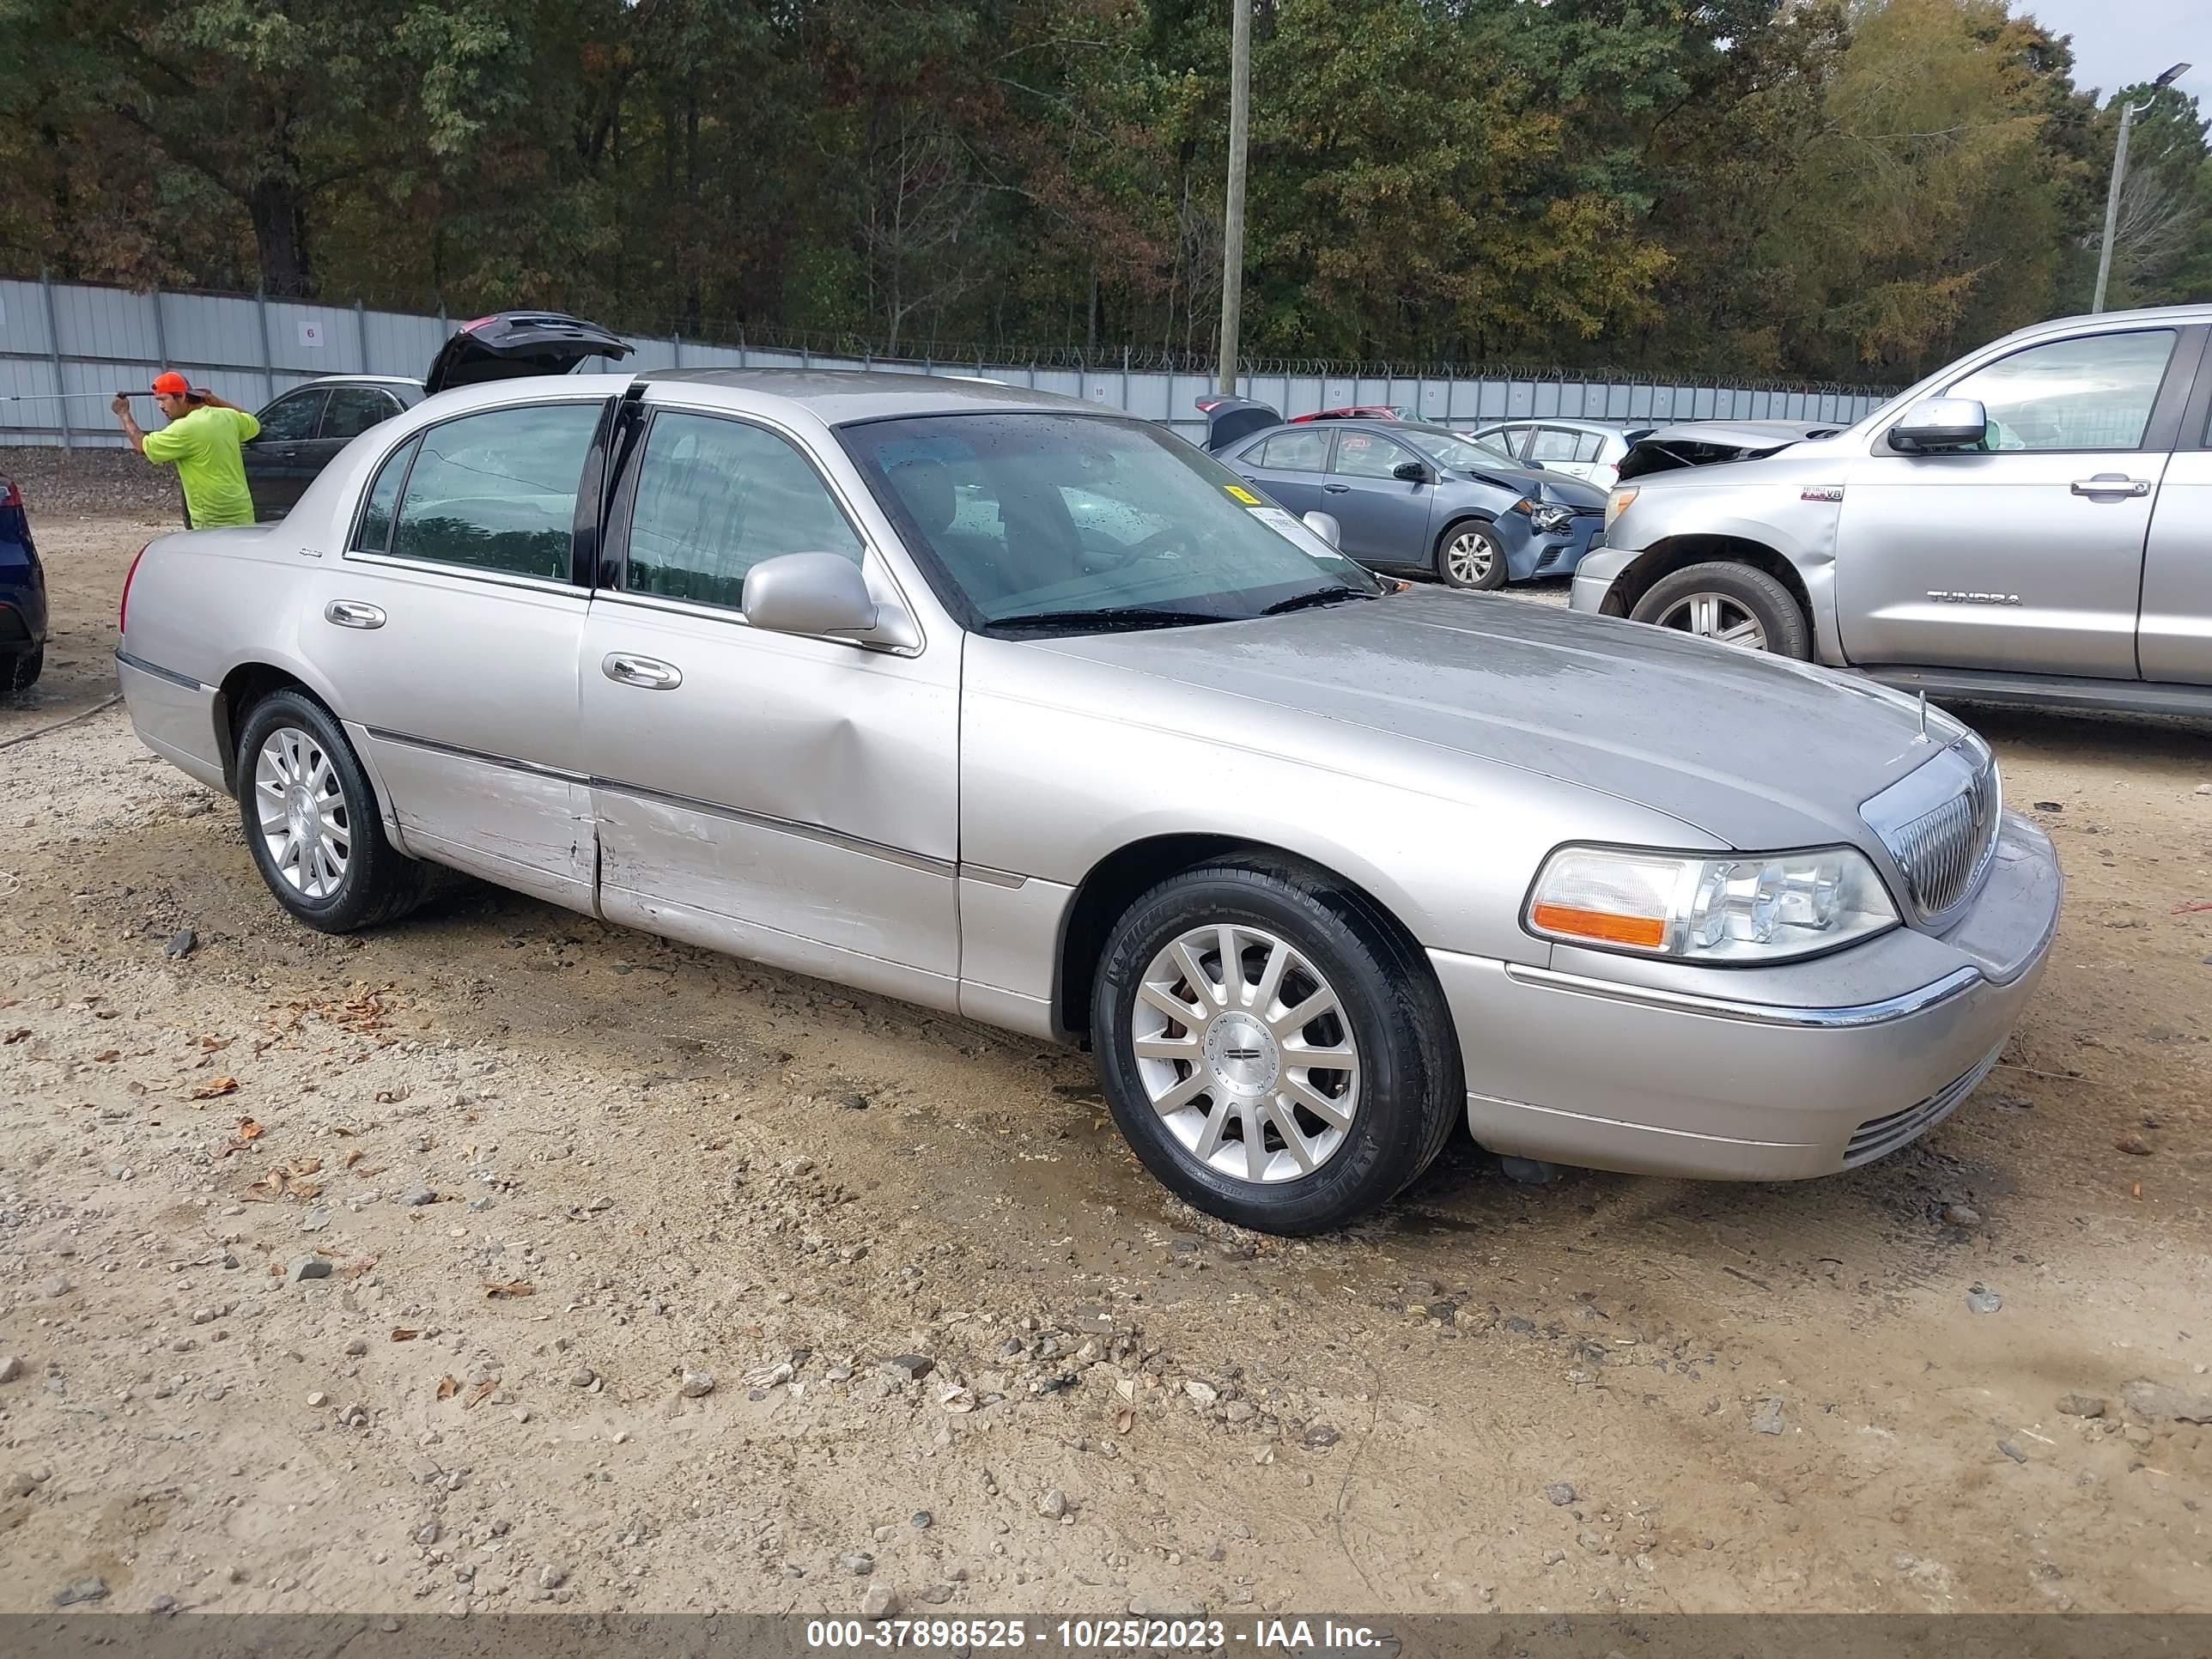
[119,541,152,635]
[0,480,20,508]
[464,315,496,331]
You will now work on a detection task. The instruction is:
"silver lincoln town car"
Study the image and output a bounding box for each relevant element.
[115,369,2062,1234]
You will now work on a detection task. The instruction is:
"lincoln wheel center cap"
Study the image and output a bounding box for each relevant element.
[287,785,319,843]
[1204,1013,1280,1097]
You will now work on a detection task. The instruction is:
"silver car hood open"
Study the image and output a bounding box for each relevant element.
[1026,591,1955,853]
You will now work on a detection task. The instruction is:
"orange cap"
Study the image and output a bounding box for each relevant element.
[150,371,191,396]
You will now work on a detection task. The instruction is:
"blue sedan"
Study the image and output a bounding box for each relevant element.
[0,473,45,696]
[1203,404,1607,590]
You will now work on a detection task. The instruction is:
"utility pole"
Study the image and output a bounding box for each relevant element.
[2094,61,2191,314]
[1217,0,1251,396]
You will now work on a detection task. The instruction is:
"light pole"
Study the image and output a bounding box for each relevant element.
[1217,0,1251,396]
[2093,61,2191,314]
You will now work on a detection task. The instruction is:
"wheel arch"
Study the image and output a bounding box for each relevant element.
[1595,534,1811,623]
[1053,832,1437,1042]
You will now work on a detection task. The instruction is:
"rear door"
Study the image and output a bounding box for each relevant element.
[1837,325,2194,677]
[243,388,329,520]
[2140,332,2212,684]
[1232,428,1331,516]
[285,384,409,502]
[1528,424,1607,485]
[315,396,611,909]
[1324,428,1435,567]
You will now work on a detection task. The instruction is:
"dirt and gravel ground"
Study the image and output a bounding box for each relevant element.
[3,482,2209,1621]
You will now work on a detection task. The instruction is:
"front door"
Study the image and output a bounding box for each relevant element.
[1324,428,1437,568]
[2141,372,2212,683]
[578,404,961,1010]
[313,397,608,909]
[242,388,328,520]
[1231,428,1332,517]
[1837,326,2186,678]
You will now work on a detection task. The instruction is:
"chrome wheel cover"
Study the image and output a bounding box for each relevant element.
[1130,923,1360,1184]
[1654,592,1767,649]
[1444,527,1498,586]
[253,726,351,901]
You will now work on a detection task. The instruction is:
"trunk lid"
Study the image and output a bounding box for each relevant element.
[423,313,635,395]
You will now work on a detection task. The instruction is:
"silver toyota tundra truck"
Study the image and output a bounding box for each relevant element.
[1572,304,2212,717]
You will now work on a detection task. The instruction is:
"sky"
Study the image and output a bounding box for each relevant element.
[2016,0,2211,107]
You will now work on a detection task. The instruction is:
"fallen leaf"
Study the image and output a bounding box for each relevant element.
[483,1279,534,1300]
[337,1255,379,1280]
[4,1030,32,1044]
[356,1164,386,1178]
[938,1385,975,1414]
[236,1116,264,1139]
[436,1375,459,1400]
[93,1049,119,1063]
[464,1380,497,1409]
[192,1077,240,1100]
[343,1150,363,1169]
[289,1182,322,1201]
[293,1156,322,1175]
[1115,1407,1134,1434]
[390,1327,419,1341]
[198,1036,234,1051]
[332,1126,356,1138]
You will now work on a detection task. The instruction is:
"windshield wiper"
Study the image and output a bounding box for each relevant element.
[984,606,1230,635]
[1259,587,1377,617]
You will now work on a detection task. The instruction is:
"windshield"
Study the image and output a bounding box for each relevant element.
[837,413,1379,631]
[1415,430,1523,471]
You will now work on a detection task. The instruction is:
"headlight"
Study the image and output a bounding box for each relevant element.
[1604,486,1638,531]
[1525,844,1899,963]
[1528,504,1574,534]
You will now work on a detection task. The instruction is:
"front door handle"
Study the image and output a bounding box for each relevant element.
[324,599,386,629]
[2069,475,2152,498]
[602,652,683,690]
[1322,483,1352,494]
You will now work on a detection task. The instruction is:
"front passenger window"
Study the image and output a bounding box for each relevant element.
[1331,432,1412,479]
[1941,330,2178,453]
[389,403,602,580]
[624,412,864,610]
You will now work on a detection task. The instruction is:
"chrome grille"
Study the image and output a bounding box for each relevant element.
[1863,744,2001,924]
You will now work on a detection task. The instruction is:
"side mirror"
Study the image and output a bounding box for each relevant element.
[1391,459,1430,483]
[742,552,880,639]
[1302,511,1342,550]
[1891,397,1988,453]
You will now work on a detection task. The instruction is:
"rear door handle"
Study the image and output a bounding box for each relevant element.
[602,653,683,690]
[1322,483,1352,494]
[2069,475,2152,497]
[324,600,386,629]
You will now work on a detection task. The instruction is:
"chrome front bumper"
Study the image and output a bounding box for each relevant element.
[1429,812,2060,1181]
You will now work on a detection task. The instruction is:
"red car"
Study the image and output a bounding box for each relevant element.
[1289,405,1410,423]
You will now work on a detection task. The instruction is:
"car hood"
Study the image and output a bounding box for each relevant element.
[1025,591,1959,852]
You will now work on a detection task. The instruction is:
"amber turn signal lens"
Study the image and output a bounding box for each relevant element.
[1528,902,1668,950]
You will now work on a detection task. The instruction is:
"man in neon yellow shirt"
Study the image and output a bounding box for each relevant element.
[112,372,262,528]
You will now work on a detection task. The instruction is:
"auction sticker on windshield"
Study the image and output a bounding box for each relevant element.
[1222,483,1263,504]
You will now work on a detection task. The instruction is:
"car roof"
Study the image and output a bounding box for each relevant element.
[638,368,1098,424]
[1468,416,1627,431]
[299,374,423,390]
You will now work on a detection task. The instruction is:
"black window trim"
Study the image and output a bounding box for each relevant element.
[340,395,613,591]
[2176,325,2212,452]
[597,399,882,629]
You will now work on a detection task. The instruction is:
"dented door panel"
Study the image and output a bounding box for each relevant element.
[579,593,960,990]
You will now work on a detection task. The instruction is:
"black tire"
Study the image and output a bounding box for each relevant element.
[2,645,42,698]
[1091,859,1463,1235]
[1628,561,1810,659]
[233,688,434,933]
[1435,518,1507,591]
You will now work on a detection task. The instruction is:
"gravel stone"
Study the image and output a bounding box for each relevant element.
[680,1369,715,1398]
[860,1584,898,1618]
[53,1577,108,1606]
[1038,1488,1067,1519]
[287,1255,331,1284]
[344,1337,369,1358]
[38,1275,71,1299]
[164,929,196,959]
[1941,1203,1982,1227]
[840,1552,876,1576]
[0,1357,24,1382]
[538,1566,566,1590]
[1966,1286,2002,1315]
[1546,1483,1577,1506]
[883,1354,935,1383]
[1998,1439,2028,1464]
[1752,1398,1786,1435]
[398,1186,435,1207]
[2057,1393,2106,1419]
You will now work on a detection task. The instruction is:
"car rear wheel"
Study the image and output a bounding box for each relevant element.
[1091,860,1462,1235]
[1436,520,1507,591]
[2,645,42,699]
[1629,562,1810,659]
[234,688,434,933]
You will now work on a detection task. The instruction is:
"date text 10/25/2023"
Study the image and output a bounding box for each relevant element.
[804,1618,1392,1652]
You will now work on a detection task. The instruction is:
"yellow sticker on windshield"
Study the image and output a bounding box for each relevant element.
[1224,484,1262,504]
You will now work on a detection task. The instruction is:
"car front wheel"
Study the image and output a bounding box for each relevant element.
[2,645,42,699]
[1628,561,1810,659]
[234,688,434,933]
[1437,520,1507,590]
[1091,860,1462,1235]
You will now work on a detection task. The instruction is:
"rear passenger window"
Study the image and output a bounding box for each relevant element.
[256,391,325,442]
[354,436,418,555]
[1254,430,1329,471]
[389,403,602,580]
[1528,427,1581,463]
[322,386,400,441]
[623,412,863,610]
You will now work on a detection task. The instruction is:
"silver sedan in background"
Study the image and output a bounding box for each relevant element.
[115,372,2060,1233]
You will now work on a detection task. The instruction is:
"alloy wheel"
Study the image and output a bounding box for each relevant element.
[253,726,351,901]
[1445,528,1498,586]
[1653,592,1767,649]
[1129,922,1361,1184]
